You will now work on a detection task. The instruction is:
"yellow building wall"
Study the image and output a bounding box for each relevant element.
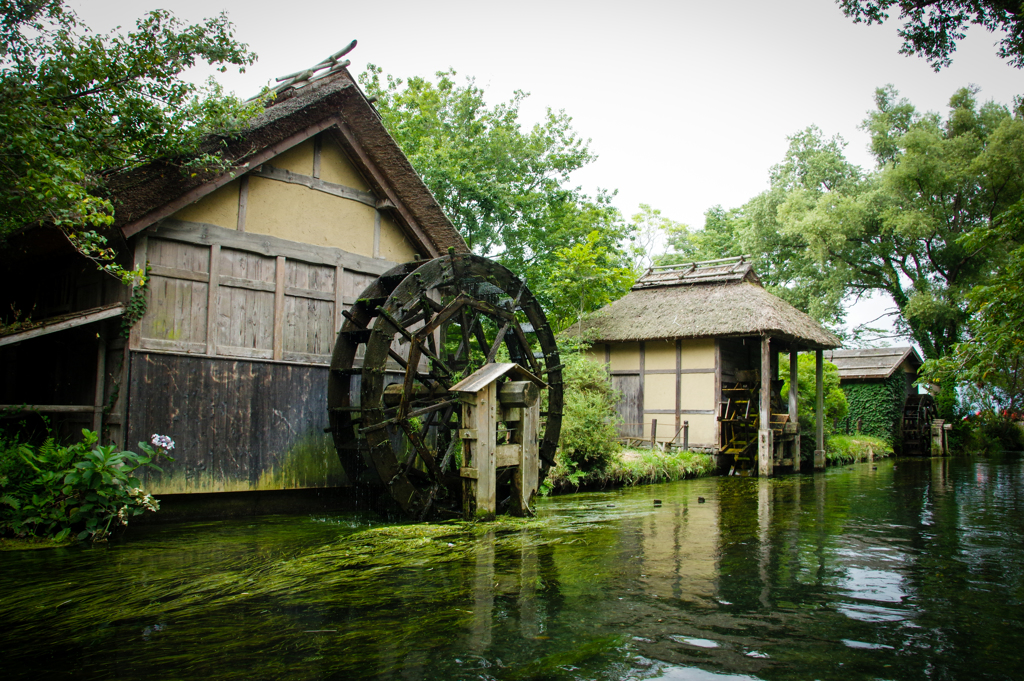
[644,340,675,370]
[320,138,370,191]
[644,374,676,411]
[244,177,377,256]
[271,139,315,175]
[679,373,715,411]
[379,212,417,262]
[171,178,241,230]
[643,414,715,445]
[609,343,640,371]
[680,338,715,369]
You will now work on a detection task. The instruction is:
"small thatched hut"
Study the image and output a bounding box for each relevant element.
[578,256,841,475]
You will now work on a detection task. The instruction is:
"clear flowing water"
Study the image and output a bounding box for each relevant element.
[3,456,1024,680]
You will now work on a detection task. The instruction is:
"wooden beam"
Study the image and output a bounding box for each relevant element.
[329,121,439,258]
[815,349,825,470]
[790,343,801,466]
[639,341,646,441]
[0,303,124,348]
[148,219,394,276]
[759,336,773,477]
[250,164,377,207]
[273,256,286,361]
[334,265,345,334]
[206,244,221,356]
[0,404,94,413]
[675,339,682,445]
[373,210,381,259]
[312,133,322,179]
[92,336,107,433]
[236,175,249,233]
[121,112,348,239]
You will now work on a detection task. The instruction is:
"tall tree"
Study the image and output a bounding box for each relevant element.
[359,66,636,322]
[0,0,258,282]
[838,0,1024,69]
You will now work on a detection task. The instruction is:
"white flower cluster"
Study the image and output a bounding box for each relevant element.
[128,487,160,513]
[151,434,175,452]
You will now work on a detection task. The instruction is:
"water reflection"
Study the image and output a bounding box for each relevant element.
[3,457,1024,680]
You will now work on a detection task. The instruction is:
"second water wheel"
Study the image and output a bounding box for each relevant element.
[327,252,563,519]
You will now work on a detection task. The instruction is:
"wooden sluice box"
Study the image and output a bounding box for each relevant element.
[450,363,545,519]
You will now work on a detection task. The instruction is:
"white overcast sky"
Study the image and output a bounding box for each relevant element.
[74,0,1022,334]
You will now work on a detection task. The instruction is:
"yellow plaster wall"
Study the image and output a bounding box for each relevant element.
[643,414,715,445]
[586,347,606,365]
[644,374,676,411]
[680,373,715,411]
[680,338,716,369]
[609,343,640,371]
[379,212,418,262]
[170,179,240,230]
[319,138,370,191]
[245,177,376,255]
[644,340,676,371]
[271,139,314,175]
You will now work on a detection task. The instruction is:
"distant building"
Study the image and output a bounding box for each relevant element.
[825,346,925,447]
[577,257,841,475]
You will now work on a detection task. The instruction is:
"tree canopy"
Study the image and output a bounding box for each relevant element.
[838,0,1024,69]
[360,66,637,330]
[0,0,258,281]
[660,86,1024,361]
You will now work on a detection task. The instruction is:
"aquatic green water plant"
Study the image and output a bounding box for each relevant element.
[0,429,171,543]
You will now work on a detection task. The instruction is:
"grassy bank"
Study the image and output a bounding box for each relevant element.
[545,448,716,493]
[826,434,894,465]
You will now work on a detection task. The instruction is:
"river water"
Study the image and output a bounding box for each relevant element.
[3,456,1023,680]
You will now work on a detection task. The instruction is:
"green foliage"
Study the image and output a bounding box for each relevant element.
[960,414,1024,454]
[780,354,849,460]
[0,428,169,542]
[838,0,1024,70]
[542,231,635,334]
[826,434,894,465]
[552,341,622,479]
[921,199,1024,417]
[0,1,260,284]
[544,448,715,492]
[359,66,636,328]
[664,87,1024,358]
[838,373,907,444]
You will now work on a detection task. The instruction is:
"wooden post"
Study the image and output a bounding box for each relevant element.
[206,244,220,356]
[461,382,497,519]
[759,336,773,476]
[814,349,825,470]
[273,255,286,361]
[675,339,682,445]
[650,418,658,450]
[789,344,800,465]
[682,420,689,452]
[92,336,106,434]
[856,417,862,434]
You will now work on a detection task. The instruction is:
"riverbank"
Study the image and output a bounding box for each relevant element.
[826,434,894,465]
[545,448,717,493]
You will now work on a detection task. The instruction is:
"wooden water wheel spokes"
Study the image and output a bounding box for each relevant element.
[327,252,563,519]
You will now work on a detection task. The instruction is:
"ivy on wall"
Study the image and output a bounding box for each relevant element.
[838,373,907,446]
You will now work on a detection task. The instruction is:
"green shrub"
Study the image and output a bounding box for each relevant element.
[826,434,894,465]
[553,341,622,476]
[544,448,716,492]
[780,354,849,460]
[0,429,171,543]
[962,416,1024,454]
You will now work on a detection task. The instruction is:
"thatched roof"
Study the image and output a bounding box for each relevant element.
[825,346,922,380]
[107,45,467,257]
[578,258,841,350]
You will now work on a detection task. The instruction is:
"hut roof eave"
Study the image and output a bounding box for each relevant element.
[576,281,841,350]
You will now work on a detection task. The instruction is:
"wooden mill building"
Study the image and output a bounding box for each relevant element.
[0,46,467,495]
[578,257,841,474]
[825,346,928,449]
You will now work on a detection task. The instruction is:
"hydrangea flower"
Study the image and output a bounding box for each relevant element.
[151,434,175,452]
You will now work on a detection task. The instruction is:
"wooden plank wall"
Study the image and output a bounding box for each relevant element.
[137,221,393,366]
[127,352,346,493]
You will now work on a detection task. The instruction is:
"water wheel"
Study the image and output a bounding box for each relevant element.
[901,393,937,455]
[327,252,563,519]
